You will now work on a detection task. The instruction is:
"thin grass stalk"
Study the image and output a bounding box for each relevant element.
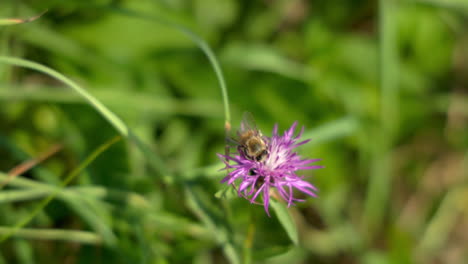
[363,0,399,237]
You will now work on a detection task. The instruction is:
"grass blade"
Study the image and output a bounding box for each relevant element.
[270,200,299,245]
[363,0,399,237]
[0,56,169,177]
[0,136,121,244]
[185,184,240,264]
[0,189,50,203]
[0,57,128,136]
[0,144,62,190]
[0,10,47,26]
[109,7,231,128]
[0,226,101,245]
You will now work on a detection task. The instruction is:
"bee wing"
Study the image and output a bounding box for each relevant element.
[225,136,239,147]
[225,125,240,151]
[239,112,259,134]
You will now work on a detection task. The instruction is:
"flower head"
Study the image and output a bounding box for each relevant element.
[219,122,322,215]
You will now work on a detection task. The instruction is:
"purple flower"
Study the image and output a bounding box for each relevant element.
[219,122,322,216]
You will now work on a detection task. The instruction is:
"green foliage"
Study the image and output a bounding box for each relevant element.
[1,0,467,263]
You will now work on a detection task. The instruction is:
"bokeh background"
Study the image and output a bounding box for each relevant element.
[1,0,468,263]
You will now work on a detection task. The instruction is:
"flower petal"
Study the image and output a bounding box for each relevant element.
[217,120,322,215]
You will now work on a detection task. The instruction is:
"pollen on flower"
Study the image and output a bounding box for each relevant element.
[218,121,323,216]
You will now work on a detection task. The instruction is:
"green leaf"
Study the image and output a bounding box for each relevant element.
[270,200,299,245]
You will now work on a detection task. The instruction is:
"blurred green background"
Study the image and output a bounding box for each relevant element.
[1,0,467,263]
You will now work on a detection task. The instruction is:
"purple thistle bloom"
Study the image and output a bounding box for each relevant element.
[219,122,322,216]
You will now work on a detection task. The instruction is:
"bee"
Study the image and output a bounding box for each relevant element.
[235,112,269,162]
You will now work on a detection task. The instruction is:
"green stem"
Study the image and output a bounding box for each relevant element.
[110,7,231,127]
